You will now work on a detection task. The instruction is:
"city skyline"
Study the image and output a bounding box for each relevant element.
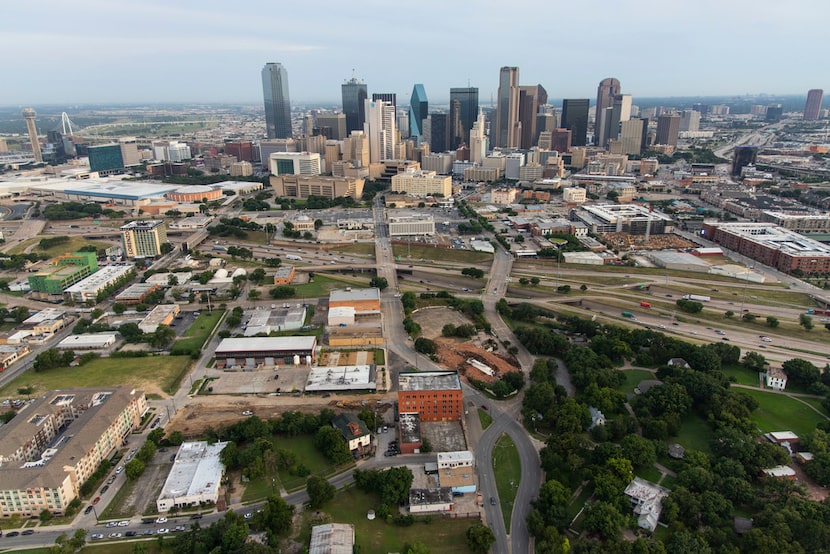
[3,0,828,105]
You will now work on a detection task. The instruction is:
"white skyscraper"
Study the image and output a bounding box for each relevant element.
[469,110,488,164]
[364,99,397,163]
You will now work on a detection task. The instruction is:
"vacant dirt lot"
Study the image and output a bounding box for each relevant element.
[434,338,521,384]
[411,306,472,340]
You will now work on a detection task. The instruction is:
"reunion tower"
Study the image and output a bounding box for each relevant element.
[22,108,42,163]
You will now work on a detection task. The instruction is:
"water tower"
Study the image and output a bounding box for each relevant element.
[22,108,42,163]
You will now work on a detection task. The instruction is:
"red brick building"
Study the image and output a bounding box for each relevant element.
[397,371,463,422]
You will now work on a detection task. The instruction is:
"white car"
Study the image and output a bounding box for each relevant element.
[760,336,772,342]
[115,466,124,474]
[117,520,129,527]
[242,411,253,416]
[109,532,122,538]
[155,517,168,524]
[157,528,169,534]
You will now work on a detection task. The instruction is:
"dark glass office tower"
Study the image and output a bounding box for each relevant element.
[561,99,589,147]
[372,93,397,111]
[342,77,368,135]
[262,63,292,139]
[732,146,758,176]
[429,113,450,153]
[409,84,429,139]
[449,87,479,147]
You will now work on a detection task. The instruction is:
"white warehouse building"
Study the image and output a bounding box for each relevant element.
[157,441,228,513]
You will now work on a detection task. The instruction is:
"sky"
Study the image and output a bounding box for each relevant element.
[3,0,828,106]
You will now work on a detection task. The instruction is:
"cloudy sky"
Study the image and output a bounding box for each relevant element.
[3,0,827,106]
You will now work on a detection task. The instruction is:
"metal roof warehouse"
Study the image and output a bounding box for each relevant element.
[214,336,316,368]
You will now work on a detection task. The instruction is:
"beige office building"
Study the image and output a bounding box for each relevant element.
[271,174,364,200]
[120,220,167,258]
[391,169,452,197]
[342,131,370,168]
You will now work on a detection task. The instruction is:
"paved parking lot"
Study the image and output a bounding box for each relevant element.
[207,367,309,395]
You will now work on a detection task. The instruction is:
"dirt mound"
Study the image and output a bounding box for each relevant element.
[434,337,521,384]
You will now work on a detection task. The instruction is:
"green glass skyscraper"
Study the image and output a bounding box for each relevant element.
[262,63,292,139]
[409,84,428,139]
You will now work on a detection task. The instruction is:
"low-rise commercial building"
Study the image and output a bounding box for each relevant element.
[272,266,295,285]
[306,365,376,393]
[64,265,135,304]
[0,387,147,517]
[115,282,159,305]
[139,304,180,334]
[398,370,463,422]
[270,175,364,201]
[214,336,316,368]
[0,344,30,370]
[156,441,228,512]
[28,252,99,299]
[408,488,454,513]
[388,215,435,237]
[309,523,355,554]
[243,305,304,336]
[57,334,117,350]
[391,169,452,197]
[21,308,67,336]
[329,288,381,314]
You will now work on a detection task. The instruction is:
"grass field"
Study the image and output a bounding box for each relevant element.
[741,388,829,437]
[393,244,492,264]
[329,243,376,257]
[478,409,493,430]
[320,486,473,554]
[98,478,139,520]
[492,433,521,532]
[721,365,763,386]
[292,274,372,298]
[0,355,193,398]
[172,310,225,353]
[635,465,663,483]
[9,236,112,257]
[616,369,657,394]
[674,413,713,454]
[242,435,349,501]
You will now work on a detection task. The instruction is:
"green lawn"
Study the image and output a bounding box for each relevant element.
[741,388,829,437]
[393,244,492,264]
[478,409,493,430]
[0,355,193,398]
[329,243,376,257]
[172,309,225,353]
[242,435,350,501]
[674,413,713,454]
[635,465,663,483]
[321,486,473,554]
[721,365,763,386]
[616,369,657,394]
[8,236,112,257]
[292,274,371,298]
[492,433,521,532]
[98,477,139,520]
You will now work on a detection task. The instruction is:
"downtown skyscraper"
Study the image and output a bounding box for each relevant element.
[409,84,429,139]
[494,67,520,148]
[561,99,589,147]
[595,77,621,146]
[364,99,397,163]
[804,89,824,121]
[449,87,479,147]
[261,63,292,139]
[342,76,368,135]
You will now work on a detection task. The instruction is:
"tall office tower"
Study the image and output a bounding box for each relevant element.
[426,113,450,153]
[595,77,621,146]
[536,109,557,146]
[731,145,758,176]
[550,128,572,153]
[804,89,823,121]
[517,85,548,149]
[619,119,647,155]
[469,110,487,163]
[342,76,368,134]
[364,99,397,163]
[601,94,632,147]
[679,110,700,132]
[372,93,397,110]
[409,84,429,139]
[765,105,783,122]
[342,131,369,167]
[120,220,168,258]
[449,87,479,147]
[495,67,520,148]
[450,100,464,149]
[261,63,292,139]
[655,113,681,146]
[692,103,709,115]
[119,138,140,167]
[561,99,589,146]
[397,111,410,139]
[303,115,314,137]
[22,108,42,163]
[316,114,347,140]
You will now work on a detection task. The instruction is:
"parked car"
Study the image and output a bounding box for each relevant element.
[100,485,109,494]
[490,497,496,505]
[90,533,104,540]
[21,530,34,536]
[84,505,94,515]
[155,517,167,524]
[93,496,101,505]
[190,513,203,520]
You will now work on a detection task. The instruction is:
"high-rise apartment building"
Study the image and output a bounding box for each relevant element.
[679,110,700,132]
[495,67,520,148]
[261,63,292,139]
[518,85,548,149]
[655,114,681,146]
[121,220,168,258]
[595,78,621,146]
[316,114,347,140]
[22,108,42,163]
[364,100,397,163]
[449,87,479,147]
[342,77,368,134]
[804,89,823,121]
[409,84,429,139]
[561,99,589,147]
[732,145,758,176]
[619,119,648,156]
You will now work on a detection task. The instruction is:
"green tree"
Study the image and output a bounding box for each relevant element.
[742,312,756,322]
[582,501,625,540]
[466,523,496,553]
[112,302,127,315]
[269,286,296,299]
[766,315,780,327]
[404,542,431,554]
[800,313,815,330]
[125,459,145,480]
[39,508,53,522]
[782,358,820,387]
[314,426,352,465]
[369,276,388,290]
[742,351,767,372]
[149,325,175,349]
[306,475,336,509]
[414,337,436,355]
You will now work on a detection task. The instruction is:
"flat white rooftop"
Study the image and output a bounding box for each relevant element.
[306,365,376,392]
[57,334,117,349]
[64,265,134,294]
[329,288,381,303]
[215,336,316,354]
[157,441,227,511]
